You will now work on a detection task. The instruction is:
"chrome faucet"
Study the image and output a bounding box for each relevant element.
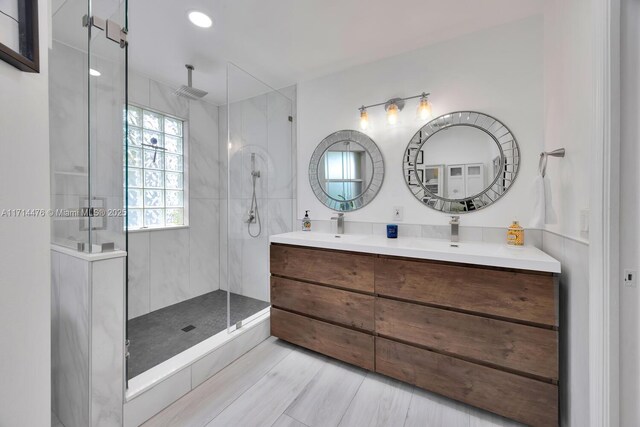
[331,213,345,235]
[449,216,460,243]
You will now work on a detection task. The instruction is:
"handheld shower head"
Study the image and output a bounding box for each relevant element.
[250,153,260,178]
[175,64,208,100]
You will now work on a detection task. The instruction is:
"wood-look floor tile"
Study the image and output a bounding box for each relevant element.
[338,373,413,427]
[206,348,324,427]
[143,338,292,427]
[469,408,526,427]
[404,388,470,427]
[272,414,309,427]
[285,359,366,427]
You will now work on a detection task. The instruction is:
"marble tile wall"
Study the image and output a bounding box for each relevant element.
[52,249,126,427]
[91,257,126,426]
[53,250,90,427]
[219,86,297,304]
[127,72,221,319]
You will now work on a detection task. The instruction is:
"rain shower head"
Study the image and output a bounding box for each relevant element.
[175,64,208,100]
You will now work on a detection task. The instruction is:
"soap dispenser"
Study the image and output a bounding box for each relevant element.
[302,210,311,231]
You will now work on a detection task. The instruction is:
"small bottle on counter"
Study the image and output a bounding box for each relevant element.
[507,220,524,246]
[302,210,311,231]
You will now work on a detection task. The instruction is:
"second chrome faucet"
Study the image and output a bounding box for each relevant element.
[331,213,345,235]
[449,215,460,243]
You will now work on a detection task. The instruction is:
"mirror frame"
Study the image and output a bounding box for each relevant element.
[309,129,384,211]
[402,111,520,213]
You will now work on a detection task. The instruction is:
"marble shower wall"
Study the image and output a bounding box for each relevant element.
[127,71,221,319]
[219,86,297,303]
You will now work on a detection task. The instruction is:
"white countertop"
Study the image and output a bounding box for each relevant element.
[270,231,561,273]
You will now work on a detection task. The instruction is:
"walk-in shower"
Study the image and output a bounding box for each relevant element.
[123,60,295,383]
[49,1,295,411]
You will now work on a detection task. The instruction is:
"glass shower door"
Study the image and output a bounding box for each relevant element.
[224,63,294,331]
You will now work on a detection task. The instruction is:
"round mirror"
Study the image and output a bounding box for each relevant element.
[403,111,520,213]
[309,130,384,211]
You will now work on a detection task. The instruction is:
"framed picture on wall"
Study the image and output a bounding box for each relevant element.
[0,0,39,72]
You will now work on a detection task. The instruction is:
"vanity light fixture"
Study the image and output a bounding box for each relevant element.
[417,93,432,120]
[386,101,400,125]
[188,11,213,28]
[359,106,369,130]
[357,92,431,128]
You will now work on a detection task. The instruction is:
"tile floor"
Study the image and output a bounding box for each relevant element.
[128,290,269,378]
[144,337,525,427]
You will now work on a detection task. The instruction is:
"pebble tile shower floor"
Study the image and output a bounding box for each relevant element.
[127,290,270,378]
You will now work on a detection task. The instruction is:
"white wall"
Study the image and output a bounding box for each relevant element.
[620,0,640,425]
[542,0,594,243]
[0,1,51,425]
[297,16,543,227]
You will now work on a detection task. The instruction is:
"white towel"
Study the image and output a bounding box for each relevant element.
[529,174,545,229]
[544,174,558,225]
[529,173,557,228]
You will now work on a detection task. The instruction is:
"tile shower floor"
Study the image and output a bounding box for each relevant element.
[127,290,270,379]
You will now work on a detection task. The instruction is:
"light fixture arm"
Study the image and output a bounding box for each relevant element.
[358,92,430,111]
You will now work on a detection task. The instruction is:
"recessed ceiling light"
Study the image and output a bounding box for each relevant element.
[188,11,212,28]
[89,68,101,77]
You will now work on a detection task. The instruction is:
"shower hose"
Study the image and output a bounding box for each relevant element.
[248,171,261,238]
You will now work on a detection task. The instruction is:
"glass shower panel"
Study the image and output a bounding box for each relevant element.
[88,0,128,252]
[50,0,91,250]
[49,0,127,252]
[224,63,294,331]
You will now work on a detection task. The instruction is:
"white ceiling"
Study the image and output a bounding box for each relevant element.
[57,0,544,105]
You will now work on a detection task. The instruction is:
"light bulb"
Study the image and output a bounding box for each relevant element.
[387,103,399,125]
[188,11,213,28]
[418,96,432,120]
[359,108,369,130]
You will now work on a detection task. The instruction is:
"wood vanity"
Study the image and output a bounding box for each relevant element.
[269,235,560,427]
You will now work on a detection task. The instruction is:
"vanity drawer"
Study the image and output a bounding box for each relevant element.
[271,277,375,331]
[271,308,375,370]
[376,338,558,427]
[270,244,375,293]
[375,257,558,327]
[376,298,558,380]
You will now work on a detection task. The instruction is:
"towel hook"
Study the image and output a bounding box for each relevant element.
[539,148,565,178]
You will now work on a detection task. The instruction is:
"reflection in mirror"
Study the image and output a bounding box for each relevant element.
[403,111,519,213]
[310,130,384,211]
[319,141,374,206]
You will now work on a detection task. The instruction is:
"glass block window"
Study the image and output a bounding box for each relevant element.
[125,106,186,229]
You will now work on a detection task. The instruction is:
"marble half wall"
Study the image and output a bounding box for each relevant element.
[51,247,126,427]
